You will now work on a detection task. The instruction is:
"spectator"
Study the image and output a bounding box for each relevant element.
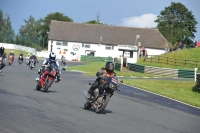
[164,42,168,53]
[141,46,146,57]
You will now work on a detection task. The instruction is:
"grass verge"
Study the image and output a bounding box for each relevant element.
[67,61,200,108]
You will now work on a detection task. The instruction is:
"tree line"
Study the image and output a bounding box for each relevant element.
[0,2,198,50]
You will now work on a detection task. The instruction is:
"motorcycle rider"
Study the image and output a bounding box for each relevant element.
[28,53,38,66]
[0,47,6,72]
[25,53,31,64]
[18,53,23,62]
[8,51,14,59]
[87,61,116,99]
[36,52,61,88]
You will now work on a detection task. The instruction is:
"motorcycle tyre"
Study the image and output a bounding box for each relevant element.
[95,95,110,114]
[42,79,53,92]
[84,102,92,110]
[36,84,41,91]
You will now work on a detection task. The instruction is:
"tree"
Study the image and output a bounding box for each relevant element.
[155,2,198,47]
[3,15,15,43]
[41,12,73,48]
[0,10,4,42]
[18,15,42,48]
[0,10,15,43]
[86,20,101,24]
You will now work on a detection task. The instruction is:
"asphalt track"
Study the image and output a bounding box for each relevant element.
[0,59,200,133]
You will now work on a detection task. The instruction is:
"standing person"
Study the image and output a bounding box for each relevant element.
[87,61,116,99]
[164,42,168,53]
[0,47,6,72]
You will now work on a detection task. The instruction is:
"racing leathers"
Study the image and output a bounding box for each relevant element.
[38,58,61,87]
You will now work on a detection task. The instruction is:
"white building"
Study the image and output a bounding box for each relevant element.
[48,20,168,63]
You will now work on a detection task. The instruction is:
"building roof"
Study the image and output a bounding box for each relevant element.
[49,20,168,49]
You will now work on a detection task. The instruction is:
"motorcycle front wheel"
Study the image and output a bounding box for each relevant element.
[84,102,92,110]
[42,79,54,92]
[95,95,110,114]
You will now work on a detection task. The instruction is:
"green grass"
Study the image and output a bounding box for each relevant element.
[124,79,200,107]
[5,49,30,57]
[137,48,200,71]
[67,62,158,77]
[67,48,200,107]
[4,49,45,60]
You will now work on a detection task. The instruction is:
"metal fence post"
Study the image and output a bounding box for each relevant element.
[195,68,198,81]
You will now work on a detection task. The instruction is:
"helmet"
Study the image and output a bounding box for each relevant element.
[28,53,30,56]
[0,47,4,52]
[105,61,114,73]
[49,52,56,61]
[32,53,35,56]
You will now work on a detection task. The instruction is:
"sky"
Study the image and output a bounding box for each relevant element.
[0,0,200,41]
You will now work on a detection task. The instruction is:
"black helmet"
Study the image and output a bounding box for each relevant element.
[0,47,4,52]
[105,61,114,73]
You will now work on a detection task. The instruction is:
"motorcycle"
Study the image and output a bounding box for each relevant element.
[29,59,35,69]
[8,55,14,65]
[61,56,67,65]
[0,57,3,69]
[36,63,59,92]
[82,77,122,113]
[18,55,23,64]
[25,57,30,65]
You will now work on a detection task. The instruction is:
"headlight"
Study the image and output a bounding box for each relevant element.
[109,83,116,90]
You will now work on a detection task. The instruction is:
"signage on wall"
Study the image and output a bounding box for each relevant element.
[72,44,80,51]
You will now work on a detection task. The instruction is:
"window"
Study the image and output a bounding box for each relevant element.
[105,45,113,50]
[85,44,90,48]
[62,41,68,46]
[56,41,62,46]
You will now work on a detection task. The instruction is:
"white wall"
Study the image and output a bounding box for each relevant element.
[48,40,166,62]
[48,40,121,61]
[0,43,49,58]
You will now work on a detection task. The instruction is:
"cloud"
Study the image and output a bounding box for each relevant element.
[121,13,157,28]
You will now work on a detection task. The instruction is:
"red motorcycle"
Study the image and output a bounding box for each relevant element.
[8,55,14,65]
[36,63,59,92]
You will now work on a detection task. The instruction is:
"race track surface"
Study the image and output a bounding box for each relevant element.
[0,60,200,133]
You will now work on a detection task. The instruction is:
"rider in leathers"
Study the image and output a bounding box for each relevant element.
[87,61,116,99]
[29,53,38,66]
[37,52,61,88]
[0,47,6,72]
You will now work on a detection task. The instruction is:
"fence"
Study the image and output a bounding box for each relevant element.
[144,55,200,68]
[196,73,200,89]
[115,63,121,71]
[127,63,197,79]
[80,55,113,62]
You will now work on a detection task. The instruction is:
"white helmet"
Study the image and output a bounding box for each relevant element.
[28,53,30,56]
[49,52,56,61]
[32,53,35,56]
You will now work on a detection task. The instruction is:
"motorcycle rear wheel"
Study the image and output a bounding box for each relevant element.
[42,79,54,92]
[95,95,110,114]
